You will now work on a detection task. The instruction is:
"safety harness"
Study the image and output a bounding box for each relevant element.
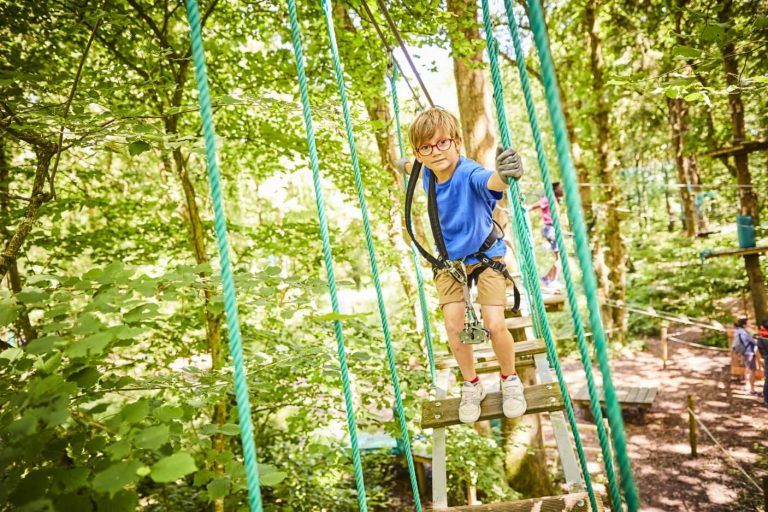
[404,159,521,344]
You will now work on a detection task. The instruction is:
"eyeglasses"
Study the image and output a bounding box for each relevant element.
[416,138,455,156]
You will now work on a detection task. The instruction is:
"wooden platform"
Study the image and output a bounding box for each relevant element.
[421,383,564,429]
[701,246,768,259]
[429,492,602,511]
[434,340,546,374]
[505,288,565,313]
[571,385,657,411]
[506,316,534,331]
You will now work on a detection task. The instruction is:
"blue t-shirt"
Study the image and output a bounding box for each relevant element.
[422,156,506,264]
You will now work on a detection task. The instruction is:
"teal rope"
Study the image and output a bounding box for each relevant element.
[285,1,368,509]
[388,66,437,386]
[319,1,423,509]
[183,1,262,510]
[499,1,621,506]
[478,1,598,510]
[525,0,640,508]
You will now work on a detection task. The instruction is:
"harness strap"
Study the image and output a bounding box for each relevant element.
[403,158,520,312]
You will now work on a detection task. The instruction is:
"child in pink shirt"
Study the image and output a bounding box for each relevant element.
[529,182,564,289]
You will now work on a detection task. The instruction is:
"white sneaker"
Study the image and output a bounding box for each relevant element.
[458,381,486,424]
[501,376,527,418]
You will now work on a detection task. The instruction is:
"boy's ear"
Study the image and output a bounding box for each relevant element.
[454,136,463,151]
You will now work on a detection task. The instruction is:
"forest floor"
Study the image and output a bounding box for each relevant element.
[560,331,767,512]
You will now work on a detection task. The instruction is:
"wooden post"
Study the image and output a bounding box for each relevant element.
[688,394,697,458]
[661,321,669,369]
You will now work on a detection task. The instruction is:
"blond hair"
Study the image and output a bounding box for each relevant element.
[408,107,461,150]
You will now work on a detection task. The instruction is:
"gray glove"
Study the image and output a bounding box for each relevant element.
[394,157,412,176]
[495,146,523,183]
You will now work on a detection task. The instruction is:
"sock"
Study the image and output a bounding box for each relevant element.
[465,376,480,385]
[501,372,517,381]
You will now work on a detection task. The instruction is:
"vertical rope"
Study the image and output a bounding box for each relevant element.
[319,0,423,509]
[389,65,437,386]
[183,1,262,510]
[284,1,369,509]
[525,0,640,508]
[478,1,598,510]
[499,0,621,506]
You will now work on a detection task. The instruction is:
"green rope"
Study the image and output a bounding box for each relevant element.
[478,1,598,510]
[285,1,369,509]
[183,1,262,510]
[525,0,640,508]
[499,0,621,506]
[388,65,437,386]
[319,1,423,509]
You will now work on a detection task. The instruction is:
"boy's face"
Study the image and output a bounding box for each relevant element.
[414,130,462,175]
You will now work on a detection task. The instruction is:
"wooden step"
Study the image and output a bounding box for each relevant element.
[505,289,565,315]
[421,383,564,429]
[434,340,546,373]
[430,492,602,511]
[435,340,547,370]
[505,316,533,331]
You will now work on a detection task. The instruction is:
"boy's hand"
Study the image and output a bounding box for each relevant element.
[495,146,523,183]
[394,157,412,176]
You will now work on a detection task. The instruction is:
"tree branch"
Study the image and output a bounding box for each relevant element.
[49,16,102,199]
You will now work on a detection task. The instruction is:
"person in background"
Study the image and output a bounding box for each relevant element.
[756,319,768,406]
[732,317,759,396]
[528,181,564,291]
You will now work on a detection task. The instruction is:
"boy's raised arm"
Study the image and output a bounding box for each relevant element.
[488,146,523,192]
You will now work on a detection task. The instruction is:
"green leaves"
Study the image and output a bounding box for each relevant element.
[0,298,21,326]
[128,140,151,156]
[132,425,170,450]
[91,460,143,496]
[150,452,197,483]
[258,463,287,487]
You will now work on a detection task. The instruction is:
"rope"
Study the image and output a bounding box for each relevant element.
[388,66,437,385]
[525,0,640,508]
[477,2,598,510]
[182,1,262,510]
[688,407,762,492]
[285,1,369,509]
[374,0,434,107]
[360,0,425,111]
[319,0,423,509]
[498,0,621,505]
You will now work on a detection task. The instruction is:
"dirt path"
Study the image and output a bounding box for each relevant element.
[561,334,767,511]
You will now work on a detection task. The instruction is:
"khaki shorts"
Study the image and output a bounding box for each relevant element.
[434,258,508,307]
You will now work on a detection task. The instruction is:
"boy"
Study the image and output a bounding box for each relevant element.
[407,107,526,424]
[528,182,564,290]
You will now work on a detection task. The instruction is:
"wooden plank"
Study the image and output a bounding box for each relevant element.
[435,340,547,370]
[430,492,602,511]
[571,385,658,410]
[506,316,533,331]
[704,139,768,158]
[701,246,768,259]
[505,291,564,314]
[422,383,564,429]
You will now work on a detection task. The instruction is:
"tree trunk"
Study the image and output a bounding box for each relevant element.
[719,0,768,321]
[666,98,698,237]
[586,0,626,339]
[501,366,554,496]
[446,0,509,236]
[363,94,417,304]
[0,137,36,343]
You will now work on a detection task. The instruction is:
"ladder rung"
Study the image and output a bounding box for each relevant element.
[421,383,564,429]
[434,340,546,370]
[431,491,602,511]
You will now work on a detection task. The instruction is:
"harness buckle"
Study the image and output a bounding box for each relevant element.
[460,320,490,345]
[445,260,467,284]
